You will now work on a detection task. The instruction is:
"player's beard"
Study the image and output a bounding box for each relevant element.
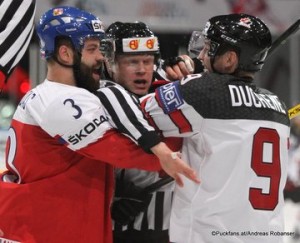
[73,54,102,94]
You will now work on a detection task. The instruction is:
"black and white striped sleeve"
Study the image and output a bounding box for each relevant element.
[96,82,161,152]
[0,0,36,85]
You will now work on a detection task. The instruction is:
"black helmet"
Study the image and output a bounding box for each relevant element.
[105,21,160,56]
[203,13,272,72]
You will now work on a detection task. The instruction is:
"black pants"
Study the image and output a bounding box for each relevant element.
[113,229,169,243]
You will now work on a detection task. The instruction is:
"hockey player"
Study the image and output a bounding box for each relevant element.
[142,13,290,243]
[0,6,198,243]
[101,21,176,243]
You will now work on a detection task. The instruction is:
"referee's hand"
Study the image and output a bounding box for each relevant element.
[151,142,200,187]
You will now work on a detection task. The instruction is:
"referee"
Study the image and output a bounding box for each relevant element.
[98,21,179,243]
[0,0,36,86]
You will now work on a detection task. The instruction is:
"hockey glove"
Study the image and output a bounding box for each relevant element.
[111,178,153,226]
[162,56,185,71]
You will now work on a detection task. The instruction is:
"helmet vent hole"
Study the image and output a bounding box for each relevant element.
[76,18,85,22]
[61,17,72,24]
[49,19,61,26]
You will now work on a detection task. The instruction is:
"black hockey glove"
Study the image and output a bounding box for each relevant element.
[111,178,153,226]
[162,56,185,71]
[192,57,204,73]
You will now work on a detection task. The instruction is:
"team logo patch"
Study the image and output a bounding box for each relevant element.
[156,81,184,114]
[91,20,104,32]
[238,17,252,28]
[129,39,139,50]
[53,8,64,16]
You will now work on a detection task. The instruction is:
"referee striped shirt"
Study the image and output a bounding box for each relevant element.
[97,80,161,152]
[98,78,175,237]
[113,168,174,233]
[0,0,36,85]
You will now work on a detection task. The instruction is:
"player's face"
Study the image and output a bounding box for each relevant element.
[199,40,236,74]
[73,38,104,93]
[80,38,105,83]
[198,40,213,73]
[112,54,154,96]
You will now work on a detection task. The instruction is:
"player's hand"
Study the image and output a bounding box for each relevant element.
[163,55,195,81]
[0,228,3,236]
[151,142,200,187]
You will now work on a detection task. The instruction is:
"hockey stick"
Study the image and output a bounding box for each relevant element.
[288,104,300,119]
[267,19,300,119]
[141,176,174,194]
[267,19,300,57]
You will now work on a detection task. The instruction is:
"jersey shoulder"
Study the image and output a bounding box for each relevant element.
[179,73,289,124]
[18,80,105,135]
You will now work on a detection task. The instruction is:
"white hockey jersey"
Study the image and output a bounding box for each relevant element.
[142,72,290,243]
[0,79,162,242]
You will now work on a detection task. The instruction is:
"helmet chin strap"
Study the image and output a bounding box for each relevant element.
[71,52,86,88]
[210,59,252,80]
[210,57,218,73]
[210,54,239,75]
[210,55,227,74]
[52,51,87,89]
[52,55,75,68]
[72,52,100,93]
[52,50,101,93]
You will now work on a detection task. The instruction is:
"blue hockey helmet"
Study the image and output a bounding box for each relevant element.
[36,6,105,59]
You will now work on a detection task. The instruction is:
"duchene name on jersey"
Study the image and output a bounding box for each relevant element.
[228,85,286,114]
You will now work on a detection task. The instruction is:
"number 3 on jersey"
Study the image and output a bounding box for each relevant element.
[249,127,281,211]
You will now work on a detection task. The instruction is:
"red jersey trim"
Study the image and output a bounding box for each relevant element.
[154,91,193,134]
